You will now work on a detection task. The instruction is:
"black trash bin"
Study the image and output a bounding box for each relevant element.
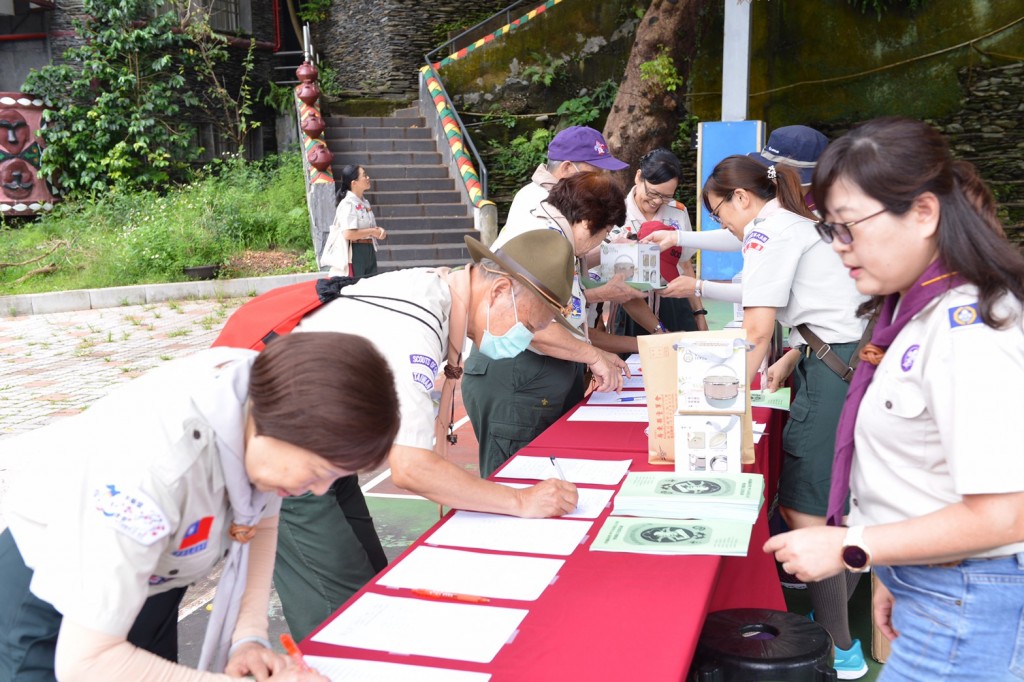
[690,608,837,682]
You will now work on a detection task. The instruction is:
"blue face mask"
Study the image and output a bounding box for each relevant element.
[478,285,535,360]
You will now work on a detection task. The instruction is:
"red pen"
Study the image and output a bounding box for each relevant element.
[411,588,491,603]
[279,633,311,671]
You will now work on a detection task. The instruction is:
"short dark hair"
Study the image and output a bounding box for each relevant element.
[701,155,814,221]
[248,332,399,471]
[638,148,682,185]
[545,171,626,236]
[812,116,1024,327]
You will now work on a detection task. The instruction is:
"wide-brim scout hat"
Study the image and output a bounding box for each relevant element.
[465,232,577,333]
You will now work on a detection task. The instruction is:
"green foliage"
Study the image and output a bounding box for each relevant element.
[23,0,262,197]
[521,51,567,87]
[23,0,199,196]
[847,0,926,18]
[490,128,553,181]
[0,155,311,294]
[671,114,701,159]
[639,45,684,93]
[263,82,296,115]
[556,79,619,127]
[317,62,345,100]
[297,0,331,23]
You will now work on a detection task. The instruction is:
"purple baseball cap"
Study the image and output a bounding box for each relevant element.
[748,125,829,185]
[547,125,628,171]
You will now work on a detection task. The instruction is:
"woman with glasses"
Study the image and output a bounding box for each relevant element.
[608,148,708,336]
[321,164,388,278]
[765,117,1024,682]
[703,154,869,678]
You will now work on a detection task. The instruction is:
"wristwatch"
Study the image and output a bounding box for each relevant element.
[841,525,872,572]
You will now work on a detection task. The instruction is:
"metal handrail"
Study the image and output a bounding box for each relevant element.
[425,0,537,63]
[421,59,489,200]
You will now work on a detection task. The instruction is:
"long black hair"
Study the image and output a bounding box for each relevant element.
[812,116,1024,327]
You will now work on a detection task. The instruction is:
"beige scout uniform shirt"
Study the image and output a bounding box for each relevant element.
[739,199,866,346]
[295,268,450,451]
[849,286,1024,558]
[4,347,281,636]
[321,190,379,276]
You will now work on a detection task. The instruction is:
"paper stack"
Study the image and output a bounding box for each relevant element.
[591,517,753,557]
[611,472,764,524]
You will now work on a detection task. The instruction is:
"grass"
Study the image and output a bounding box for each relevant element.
[0,154,316,296]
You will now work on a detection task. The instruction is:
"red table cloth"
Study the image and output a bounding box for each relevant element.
[301,403,787,681]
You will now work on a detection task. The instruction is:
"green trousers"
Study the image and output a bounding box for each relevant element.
[273,475,387,640]
[462,347,585,478]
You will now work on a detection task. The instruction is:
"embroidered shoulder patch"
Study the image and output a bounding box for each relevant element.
[92,484,171,546]
[948,303,981,328]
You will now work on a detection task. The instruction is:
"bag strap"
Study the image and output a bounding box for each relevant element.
[796,323,863,384]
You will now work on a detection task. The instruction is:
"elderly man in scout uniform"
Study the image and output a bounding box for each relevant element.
[273,231,581,640]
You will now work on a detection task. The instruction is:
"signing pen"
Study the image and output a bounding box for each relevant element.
[279,633,311,672]
[549,455,568,481]
[617,396,643,402]
[411,589,491,603]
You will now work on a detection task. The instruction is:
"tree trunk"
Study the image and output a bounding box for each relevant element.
[603,0,703,175]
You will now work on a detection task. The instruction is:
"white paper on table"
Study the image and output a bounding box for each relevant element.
[312,593,527,663]
[587,391,647,406]
[494,454,632,485]
[567,405,648,423]
[622,375,646,389]
[376,545,564,601]
[304,656,491,682]
[625,353,642,365]
[500,482,614,520]
[425,510,592,555]
[753,421,766,445]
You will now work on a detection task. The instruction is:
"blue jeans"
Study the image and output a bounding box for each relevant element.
[876,553,1024,681]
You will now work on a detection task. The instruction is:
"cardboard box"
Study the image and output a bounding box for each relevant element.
[598,242,662,290]
[674,414,743,473]
[638,330,754,467]
[871,572,891,663]
[676,335,747,415]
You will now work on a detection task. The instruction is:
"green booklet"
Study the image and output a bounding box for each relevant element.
[750,387,791,411]
[590,517,753,556]
[612,472,764,523]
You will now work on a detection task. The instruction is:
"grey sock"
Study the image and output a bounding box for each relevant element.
[846,570,864,601]
[807,572,852,650]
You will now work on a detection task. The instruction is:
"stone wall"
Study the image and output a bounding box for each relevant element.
[312,0,508,98]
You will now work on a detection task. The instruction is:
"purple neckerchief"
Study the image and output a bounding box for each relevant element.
[825,260,965,526]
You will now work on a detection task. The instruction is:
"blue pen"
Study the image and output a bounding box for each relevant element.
[617,396,643,402]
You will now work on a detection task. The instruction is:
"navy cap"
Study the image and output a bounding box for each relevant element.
[547,126,628,171]
[748,125,829,185]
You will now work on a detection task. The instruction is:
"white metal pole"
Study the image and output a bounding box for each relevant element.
[721,0,752,122]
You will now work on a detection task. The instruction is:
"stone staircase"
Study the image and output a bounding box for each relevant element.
[325,107,475,271]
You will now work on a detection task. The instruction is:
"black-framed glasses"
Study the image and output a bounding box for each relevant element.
[643,179,674,204]
[814,207,888,244]
[708,192,733,224]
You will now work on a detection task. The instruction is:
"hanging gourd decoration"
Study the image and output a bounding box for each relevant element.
[301,113,325,139]
[295,61,319,84]
[295,81,321,106]
[306,142,333,171]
